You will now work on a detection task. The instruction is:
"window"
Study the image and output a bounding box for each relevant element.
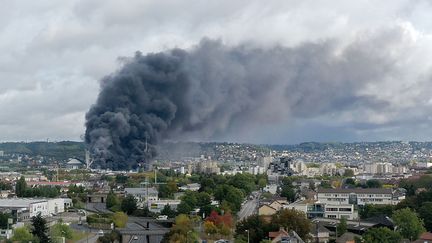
[327,215,337,218]
[339,208,352,212]
[326,208,338,211]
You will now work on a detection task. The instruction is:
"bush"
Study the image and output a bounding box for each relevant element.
[112,212,128,228]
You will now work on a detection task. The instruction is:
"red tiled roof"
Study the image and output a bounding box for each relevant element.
[269,229,289,238]
[420,232,432,240]
[27,181,74,186]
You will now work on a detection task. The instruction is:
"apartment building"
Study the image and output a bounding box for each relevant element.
[285,200,358,220]
[317,188,404,206]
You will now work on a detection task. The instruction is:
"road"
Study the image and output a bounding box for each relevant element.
[76,233,99,243]
[237,192,260,220]
[85,203,112,213]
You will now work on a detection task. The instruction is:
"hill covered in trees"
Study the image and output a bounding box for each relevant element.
[0,141,85,161]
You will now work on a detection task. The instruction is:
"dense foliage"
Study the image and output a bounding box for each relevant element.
[236,209,311,242]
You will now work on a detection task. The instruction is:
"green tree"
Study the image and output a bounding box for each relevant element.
[392,208,426,240]
[359,204,395,219]
[162,214,198,243]
[271,209,311,239]
[362,227,401,243]
[161,205,177,218]
[0,181,12,190]
[345,178,356,186]
[280,185,296,202]
[258,178,267,190]
[121,195,137,215]
[366,179,382,188]
[106,190,120,209]
[337,217,347,236]
[215,185,244,212]
[199,177,216,193]
[31,213,50,243]
[0,212,12,229]
[12,226,34,242]
[15,176,27,197]
[228,173,256,195]
[115,174,128,184]
[50,223,73,240]
[235,215,276,243]
[419,202,432,231]
[343,169,354,177]
[112,212,128,228]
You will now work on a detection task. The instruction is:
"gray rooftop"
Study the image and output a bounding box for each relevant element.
[0,198,48,208]
[125,187,158,195]
[318,188,393,194]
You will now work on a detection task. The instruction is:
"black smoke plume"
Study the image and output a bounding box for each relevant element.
[86,34,399,170]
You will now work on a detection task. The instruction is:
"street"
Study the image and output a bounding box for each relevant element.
[237,192,260,220]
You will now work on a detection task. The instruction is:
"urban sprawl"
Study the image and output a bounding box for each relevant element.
[0,141,431,242]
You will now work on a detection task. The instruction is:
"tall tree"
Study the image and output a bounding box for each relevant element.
[280,185,296,202]
[106,190,120,209]
[31,213,50,243]
[392,208,426,240]
[337,217,347,236]
[121,195,137,215]
[419,202,432,232]
[15,176,27,197]
[161,205,177,218]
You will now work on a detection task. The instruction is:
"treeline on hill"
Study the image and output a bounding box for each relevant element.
[267,141,432,152]
[0,141,85,161]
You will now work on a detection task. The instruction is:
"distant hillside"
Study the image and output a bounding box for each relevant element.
[0,141,85,161]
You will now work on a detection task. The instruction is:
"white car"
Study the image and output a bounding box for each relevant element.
[157,215,168,220]
[97,230,104,236]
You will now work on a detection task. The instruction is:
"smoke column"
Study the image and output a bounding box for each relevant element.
[86,36,399,170]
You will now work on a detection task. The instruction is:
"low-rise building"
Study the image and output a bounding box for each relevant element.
[317,188,404,206]
[149,200,181,213]
[124,187,158,207]
[0,198,72,221]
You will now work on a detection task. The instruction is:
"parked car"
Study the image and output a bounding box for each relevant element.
[157,215,168,220]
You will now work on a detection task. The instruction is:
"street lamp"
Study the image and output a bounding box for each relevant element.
[245,229,250,243]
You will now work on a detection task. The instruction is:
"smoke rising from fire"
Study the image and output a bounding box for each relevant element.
[86,32,407,169]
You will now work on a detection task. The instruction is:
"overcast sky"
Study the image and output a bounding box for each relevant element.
[2,0,432,144]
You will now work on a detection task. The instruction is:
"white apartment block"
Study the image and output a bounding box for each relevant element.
[324,204,358,220]
[317,188,404,206]
[0,198,72,221]
[320,163,337,176]
[363,162,408,175]
[285,200,358,220]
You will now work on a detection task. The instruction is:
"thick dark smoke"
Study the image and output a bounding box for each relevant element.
[86,35,398,170]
